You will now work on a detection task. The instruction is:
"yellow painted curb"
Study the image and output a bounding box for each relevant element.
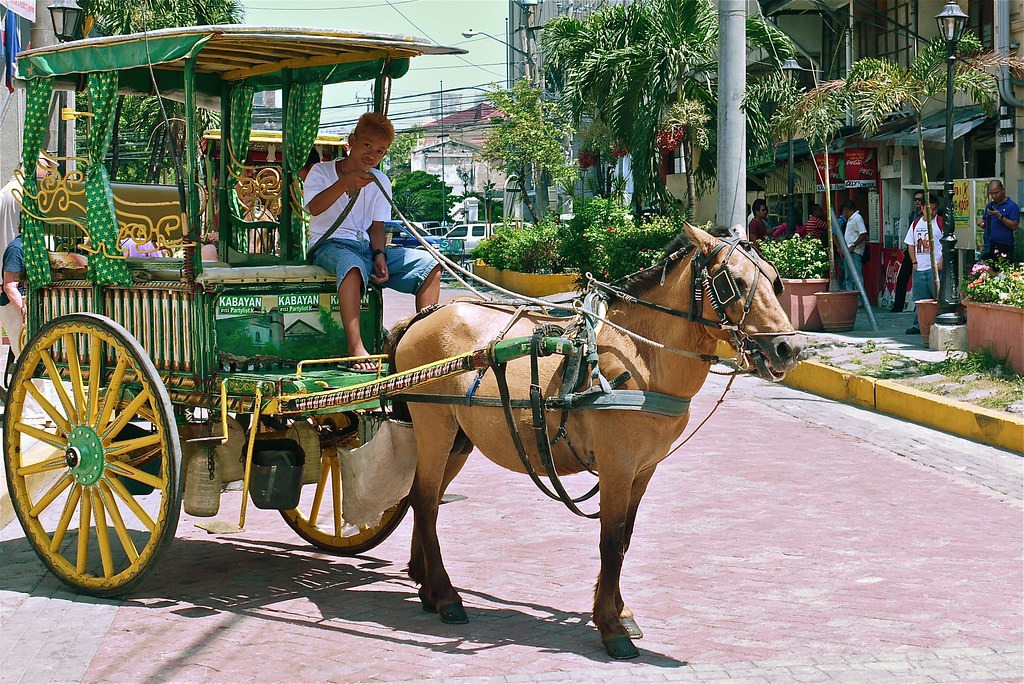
[474,261,579,298]
[875,380,1024,454]
[712,341,1021,452]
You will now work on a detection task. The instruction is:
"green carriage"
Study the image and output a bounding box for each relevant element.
[3,26,462,596]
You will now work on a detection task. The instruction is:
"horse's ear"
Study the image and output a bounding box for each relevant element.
[683,222,721,252]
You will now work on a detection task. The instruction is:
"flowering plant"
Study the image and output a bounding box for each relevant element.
[577,150,597,170]
[960,253,1024,308]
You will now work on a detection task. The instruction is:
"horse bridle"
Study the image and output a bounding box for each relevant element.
[589,236,789,361]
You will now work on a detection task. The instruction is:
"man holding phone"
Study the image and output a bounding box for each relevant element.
[976,180,1020,263]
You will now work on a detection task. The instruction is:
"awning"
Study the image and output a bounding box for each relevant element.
[867,105,990,146]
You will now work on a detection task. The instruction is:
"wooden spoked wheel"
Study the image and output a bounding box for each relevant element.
[3,314,181,596]
[281,416,408,555]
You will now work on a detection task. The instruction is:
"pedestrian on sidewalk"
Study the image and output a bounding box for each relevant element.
[904,194,943,335]
[893,191,924,313]
[976,180,1020,263]
[840,200,868,292]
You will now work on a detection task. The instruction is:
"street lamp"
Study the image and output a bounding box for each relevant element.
[49,0,85,43]
[935,0,968,326]
[782,57,801,238]
[462,29,528,89]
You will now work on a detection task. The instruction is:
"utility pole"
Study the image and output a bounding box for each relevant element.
[716,0,747,235]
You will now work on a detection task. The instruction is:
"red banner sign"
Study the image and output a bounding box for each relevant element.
[844,148,878,188]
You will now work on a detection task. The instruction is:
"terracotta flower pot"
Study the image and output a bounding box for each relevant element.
[779,278,829,331]
[964,300,1024,374]
[915,298,938,346]
[815,290,859,332]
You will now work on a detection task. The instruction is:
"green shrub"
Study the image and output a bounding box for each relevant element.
[474,199,682,281]
[472,218,567,273]
[756,235,829,279]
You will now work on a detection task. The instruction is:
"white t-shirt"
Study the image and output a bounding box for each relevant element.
[843,210,867,255]
[904,215,943,271]
[0,177,22,255]
[303,161,391,244]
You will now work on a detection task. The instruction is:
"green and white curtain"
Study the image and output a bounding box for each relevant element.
[20,77,54,288]
[284,77,323,258]
[226,84,254,250]
[85,72,131,285]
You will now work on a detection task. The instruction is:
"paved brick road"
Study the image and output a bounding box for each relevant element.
[1,288,1021,683]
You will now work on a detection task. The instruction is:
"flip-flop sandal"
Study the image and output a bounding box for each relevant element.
[341,362,379,374]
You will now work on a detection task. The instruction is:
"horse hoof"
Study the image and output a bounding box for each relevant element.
[439,603,468,624]
[603,635,640,660]
[620,616,643,639]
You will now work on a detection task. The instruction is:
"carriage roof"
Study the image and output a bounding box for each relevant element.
[16,25,465,98]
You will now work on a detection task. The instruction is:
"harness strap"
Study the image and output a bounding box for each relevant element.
[397,388,689,415]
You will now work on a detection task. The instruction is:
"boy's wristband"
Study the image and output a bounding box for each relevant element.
[372,248,386,259]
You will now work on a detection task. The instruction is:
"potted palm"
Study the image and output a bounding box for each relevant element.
[757,236,829,330]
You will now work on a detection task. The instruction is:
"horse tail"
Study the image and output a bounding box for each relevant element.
[385,303,444,422]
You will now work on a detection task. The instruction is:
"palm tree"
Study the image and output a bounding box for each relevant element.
[543,0,795,215]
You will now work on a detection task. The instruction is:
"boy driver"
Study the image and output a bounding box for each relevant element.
[304,112,441,371]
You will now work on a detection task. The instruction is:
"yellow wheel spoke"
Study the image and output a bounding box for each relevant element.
[87,336,102,426]
[16,455,70,477]
[330,456,342,536]
[98,482,138,562]
[25,382,74,435]
[13,420,69,451]
[101,389,153,442]
[95,357,129,432]
[106,476,156,532]
[103,432,162,459]
[308,459,329,525]
[64,333,88,416]
[40,350,78,425]
[91,488,115,578]
[105,461,164,491]
[76,492,91,574]
[28,472,74,518]
[50,483,82,552]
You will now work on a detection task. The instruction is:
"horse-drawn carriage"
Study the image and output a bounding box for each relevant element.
[4,25,803,660]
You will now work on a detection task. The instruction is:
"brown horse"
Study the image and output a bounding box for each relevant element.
[389,224,803,659]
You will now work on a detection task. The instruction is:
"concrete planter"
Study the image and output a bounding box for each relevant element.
[779,278,829,331]
[964,300,1024,374]
[473,260,579,298]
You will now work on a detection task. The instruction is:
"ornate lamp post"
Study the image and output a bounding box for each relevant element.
[935,0,968,325]
[782,58,801,238]
[48,0,85,43]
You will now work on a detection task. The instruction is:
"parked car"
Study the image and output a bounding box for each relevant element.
[385,221,442,249]
[413,221,446,236]
[442,222,493,253]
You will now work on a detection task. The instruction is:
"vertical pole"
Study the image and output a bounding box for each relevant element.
[787,132,797,237]
[936,41,963,324]
[439,80,446,225]
[716,0,746,235]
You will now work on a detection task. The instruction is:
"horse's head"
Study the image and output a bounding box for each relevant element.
[683,223,803,381]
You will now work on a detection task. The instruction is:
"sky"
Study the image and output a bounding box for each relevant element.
[240,0,511,132]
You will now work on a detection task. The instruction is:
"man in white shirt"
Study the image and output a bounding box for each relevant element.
[840,199,868,291]
[903,194,943,335]
[304,113,440,371]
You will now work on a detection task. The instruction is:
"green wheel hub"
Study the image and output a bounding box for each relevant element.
[66,425,105,486]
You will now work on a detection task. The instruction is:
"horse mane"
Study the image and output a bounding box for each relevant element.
[620,231,695,299]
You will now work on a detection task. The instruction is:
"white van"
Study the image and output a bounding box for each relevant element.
[442,223,493,253]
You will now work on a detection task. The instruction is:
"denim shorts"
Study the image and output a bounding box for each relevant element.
[313,238,438,294]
